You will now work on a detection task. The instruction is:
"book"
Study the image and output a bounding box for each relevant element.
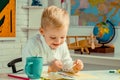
[8,73,30,80]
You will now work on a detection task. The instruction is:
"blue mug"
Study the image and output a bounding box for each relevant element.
[25,56,43,79]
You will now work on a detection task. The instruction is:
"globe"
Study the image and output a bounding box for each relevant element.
[93,20,115,47]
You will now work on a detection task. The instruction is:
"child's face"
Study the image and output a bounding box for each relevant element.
[40,26,68,49]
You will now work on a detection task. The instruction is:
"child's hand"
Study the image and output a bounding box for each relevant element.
[72,59,84,73]
[48,59,63,73]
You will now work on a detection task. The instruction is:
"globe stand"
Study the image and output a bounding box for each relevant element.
[100,44,110,48]
[89,43,114,53]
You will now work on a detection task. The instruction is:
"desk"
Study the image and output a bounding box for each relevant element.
[0,70,119,80]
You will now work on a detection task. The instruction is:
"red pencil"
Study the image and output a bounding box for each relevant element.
[8,74,30,80]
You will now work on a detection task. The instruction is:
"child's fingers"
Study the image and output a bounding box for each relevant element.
[74,64,81,70]
[72,65,79,73]
[73,59,84,70]
[54,59,63,70]
[76,59,84,68]
[74,59,82,64]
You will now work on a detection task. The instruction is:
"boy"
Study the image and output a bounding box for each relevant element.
[22,6,83,73]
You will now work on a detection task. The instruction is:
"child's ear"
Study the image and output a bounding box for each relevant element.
[39,27,44,35]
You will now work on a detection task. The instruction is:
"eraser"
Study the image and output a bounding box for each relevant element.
[109,70,115,73]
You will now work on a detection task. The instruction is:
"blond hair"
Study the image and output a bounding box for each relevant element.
[41,6,69,29]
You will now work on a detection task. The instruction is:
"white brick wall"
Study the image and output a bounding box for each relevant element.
[0,0,28,73]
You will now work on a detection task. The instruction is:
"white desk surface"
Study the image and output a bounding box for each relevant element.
[0,69,119,80]
[78,70,120,80]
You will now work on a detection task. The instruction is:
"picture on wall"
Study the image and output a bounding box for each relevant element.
[71,0,120,26]
[0,0,16,38]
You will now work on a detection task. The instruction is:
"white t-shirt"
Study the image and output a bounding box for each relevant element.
[22,33,74,72]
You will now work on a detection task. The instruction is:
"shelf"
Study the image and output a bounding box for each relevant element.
[21,27,39,31]
[22,6,44,9]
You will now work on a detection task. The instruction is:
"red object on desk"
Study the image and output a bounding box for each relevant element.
[8,74,30,80]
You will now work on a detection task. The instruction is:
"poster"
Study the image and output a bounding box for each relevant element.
[0,0,16,38]
[71,0,120,26]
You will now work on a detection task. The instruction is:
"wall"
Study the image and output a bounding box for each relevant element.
[0,0,28,73]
